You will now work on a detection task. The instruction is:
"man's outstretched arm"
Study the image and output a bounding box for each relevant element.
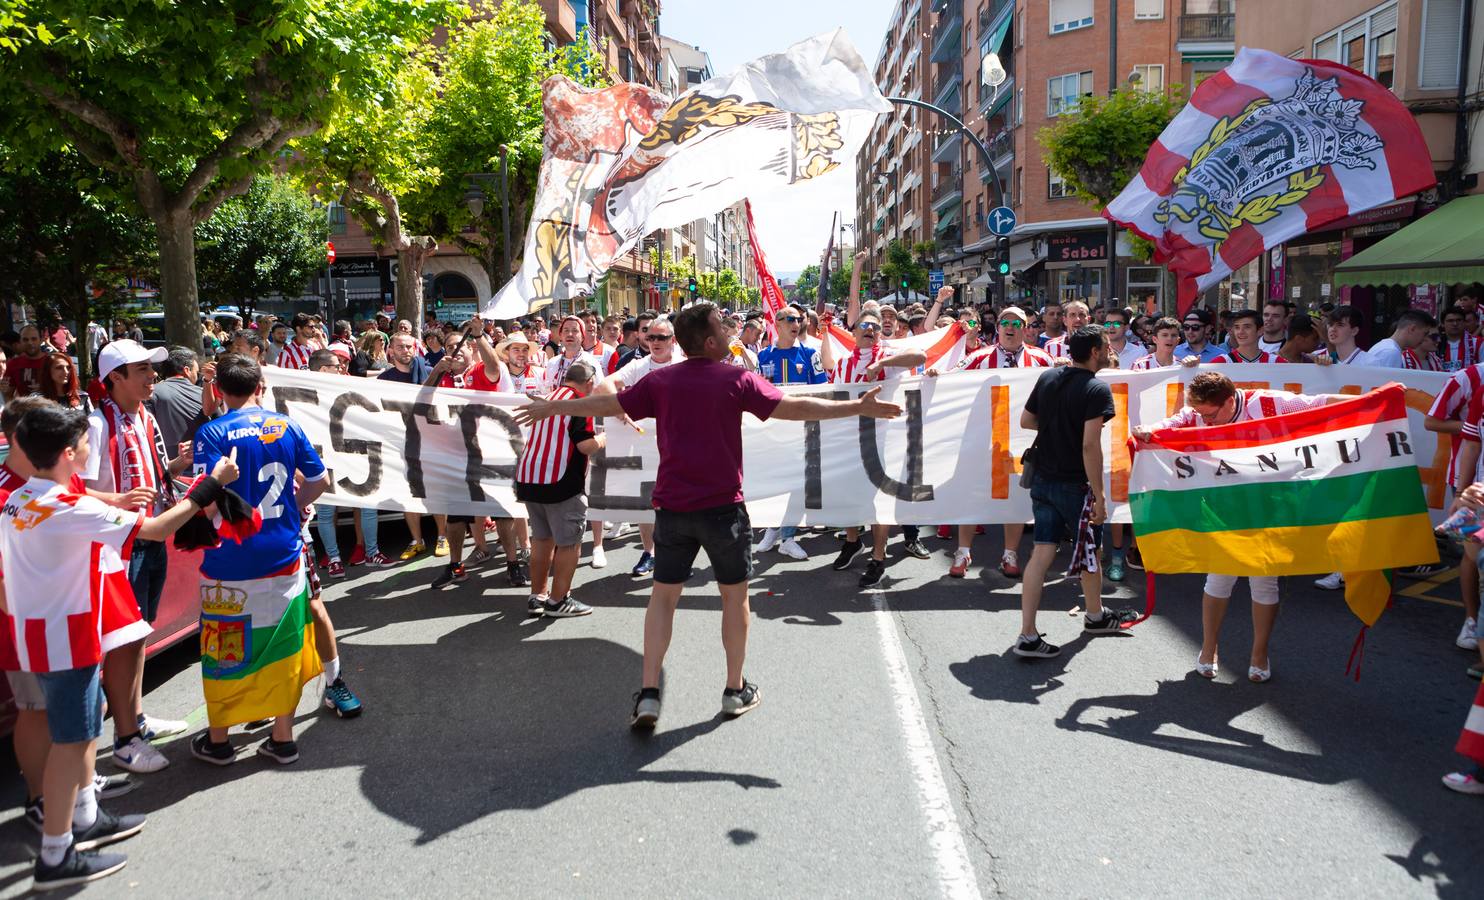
[770,386,902,421]
[515,392,626,425]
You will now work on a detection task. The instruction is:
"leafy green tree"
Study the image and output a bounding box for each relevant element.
[794,264,821,303]
[0,151,153,375]
[1039,87,1181,258]
[743,286,762,309]
[195,175,330,318]
[0,0,459,349]
[880,240,928,299]
[828,265,852,303]
[425,3,608,297]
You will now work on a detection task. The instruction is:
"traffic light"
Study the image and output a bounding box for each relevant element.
[994,237,1011,276]
[900,277,909,289]
[687,277,698,295]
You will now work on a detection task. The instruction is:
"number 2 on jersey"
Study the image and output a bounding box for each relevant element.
[257,462,288,519]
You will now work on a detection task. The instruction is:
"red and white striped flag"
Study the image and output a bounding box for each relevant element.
[1458,680,1484,765]
[1104,48,1434,316]
[744,199,788,344]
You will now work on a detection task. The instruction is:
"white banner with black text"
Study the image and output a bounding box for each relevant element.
[260,365,1453,526]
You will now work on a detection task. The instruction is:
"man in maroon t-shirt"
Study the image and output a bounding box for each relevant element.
[517,302,902,728]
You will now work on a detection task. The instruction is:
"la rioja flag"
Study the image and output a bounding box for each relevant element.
[1104,48,1435,315]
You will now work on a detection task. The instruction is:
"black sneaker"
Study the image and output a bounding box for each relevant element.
[527,595,547,617]
[859,558,886,588]
[257,738,299,765]
[832,540,864,570]
[93,773,134,801]
[432,564,467,589]
[507,560,529,587]
[631,688,661,729]
[33,845,127,892]
[902,539,931,560]
[721,680,762,717]
[543,595,593,618]
[1084,608,1140,634]
[1398,563,1447,578]
[1013,634,1062,658]
[189,733,236,766]
[24,797,43,833]
[242,719,271,730]
[72,807,146,851]
[1126,546,1144,570]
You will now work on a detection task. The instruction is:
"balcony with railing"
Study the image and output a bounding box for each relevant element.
[931,2,963,63]
[932,171,964,212]
[978,0,1013,33]
[1179,13,1234,42]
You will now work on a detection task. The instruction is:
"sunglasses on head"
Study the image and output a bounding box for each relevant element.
[779,315,802,323]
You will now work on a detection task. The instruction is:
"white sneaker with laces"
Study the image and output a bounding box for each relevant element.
[591,546,608,569]
[1314,572,1344,591]
[1458,617,1480,651]
[609,522,632,540]
[112,735,169,773]
[778,538,808,560]
[756,528,781,553]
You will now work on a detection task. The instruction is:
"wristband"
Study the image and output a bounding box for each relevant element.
[185,475,224,508]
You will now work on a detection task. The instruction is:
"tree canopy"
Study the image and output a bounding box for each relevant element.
[1038,87,1182,208]
[195,174,329,316]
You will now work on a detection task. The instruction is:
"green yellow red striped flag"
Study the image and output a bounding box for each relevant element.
[199,566,321,728]
[1130,383,1437,624]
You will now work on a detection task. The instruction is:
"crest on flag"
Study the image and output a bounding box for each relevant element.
[486,29,889,319]
[1105,48,1435,315]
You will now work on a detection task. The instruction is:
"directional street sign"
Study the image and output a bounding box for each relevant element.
[655,281,671,291]
[928,270,944,295]
[987,206,1017,236]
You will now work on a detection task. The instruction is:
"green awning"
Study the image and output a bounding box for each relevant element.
[1334,195,1484,286]
[986,12,1012,55]
[934,205,961,235]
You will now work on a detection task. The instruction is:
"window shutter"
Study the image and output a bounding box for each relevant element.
[1133,0,1163,18]
[1370,6,1398,34]
[1420,0,1463,89]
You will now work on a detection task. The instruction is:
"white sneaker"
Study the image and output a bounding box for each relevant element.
[756,528,781,553]
[112,735,169,773]
[1314,572,1344,591]
[591,546,608,569]
[609,522,632,540]
[140,714,188,740]
[778,538,808,560]
[1458,617,1480,651]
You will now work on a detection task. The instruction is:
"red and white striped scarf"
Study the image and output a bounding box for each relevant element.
[100,396,175,508]
[516,386,588,485]
[836,342,886,383]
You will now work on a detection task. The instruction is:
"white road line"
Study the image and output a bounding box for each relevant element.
[872,594,982,899]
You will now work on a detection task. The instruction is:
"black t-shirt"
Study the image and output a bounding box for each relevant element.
[376,357,432,384]
[1024,366,1114,484]
[515,414,597,504]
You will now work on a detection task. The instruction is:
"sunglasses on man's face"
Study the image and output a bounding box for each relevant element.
[1183,323,1204,331]
[998,319,1023,329]
[779,315,802,323]
[857,323,880,333]
[1103,321,1125,330]
[649,334,673,342]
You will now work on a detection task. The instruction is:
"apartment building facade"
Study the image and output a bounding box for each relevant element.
[857,1,1236,312]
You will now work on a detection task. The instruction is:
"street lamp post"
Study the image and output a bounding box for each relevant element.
[1106,0,1118,309]
[463,144,513,296]
[887,61,1011,305]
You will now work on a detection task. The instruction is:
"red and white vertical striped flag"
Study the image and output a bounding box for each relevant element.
[1104,48,1435,315]
[744,199,788,343]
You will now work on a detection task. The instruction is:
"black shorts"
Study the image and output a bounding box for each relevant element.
[653,503,753,586]
[447,514,475,524]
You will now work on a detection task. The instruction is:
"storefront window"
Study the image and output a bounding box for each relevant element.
[1126,266,1163,315]
[1283,240,1343,314]
[1052,267,1103,305]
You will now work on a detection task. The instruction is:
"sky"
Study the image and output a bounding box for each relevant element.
[658,0,894,278]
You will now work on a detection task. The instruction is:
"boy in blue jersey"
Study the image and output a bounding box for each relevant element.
[187,354,345,766]
[753,304,827,560]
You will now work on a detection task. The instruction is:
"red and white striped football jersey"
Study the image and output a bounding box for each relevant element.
[1428,364,1484,487]
[1441,334,1483,371]
[1209,349,1288,364]
[495,364,546,399]
[957,344,1053,370]
[516,386,590,485]
[831,343,893,383]
[0,478,151,673]
[1130,353,1179,370]
[1153,388,1331,430]
[275,340,321,370]
[1042,336,1068,359]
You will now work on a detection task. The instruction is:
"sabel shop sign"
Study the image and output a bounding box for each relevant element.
[1047,232,1107,263]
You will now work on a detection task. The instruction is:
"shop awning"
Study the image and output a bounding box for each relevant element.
[969,271,993,287]
[1334,195,1484,286]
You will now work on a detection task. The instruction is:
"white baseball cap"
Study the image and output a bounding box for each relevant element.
[97,339,167,380]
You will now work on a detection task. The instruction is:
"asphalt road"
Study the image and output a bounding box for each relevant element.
[1,524,1479,898]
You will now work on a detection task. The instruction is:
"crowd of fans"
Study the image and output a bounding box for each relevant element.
[6,274,1484,887]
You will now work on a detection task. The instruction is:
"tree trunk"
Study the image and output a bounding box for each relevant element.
[395,240,432,325]
[155,209,204,351]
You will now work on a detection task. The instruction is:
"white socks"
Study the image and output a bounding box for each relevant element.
[73,782,98,829]
[40,830,73,866]
[323,656,341,685]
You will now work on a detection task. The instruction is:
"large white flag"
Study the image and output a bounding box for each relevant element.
[485,29,890,319]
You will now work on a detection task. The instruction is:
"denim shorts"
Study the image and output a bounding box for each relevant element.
[1030,475,1099,547]
[35,664,104,744]
[653,503,753,585]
